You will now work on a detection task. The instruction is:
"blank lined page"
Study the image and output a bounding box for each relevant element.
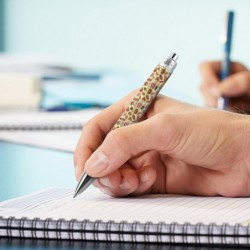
[1,188,250,225]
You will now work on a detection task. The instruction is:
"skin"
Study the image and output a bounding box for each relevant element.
[74,93,250,198]
[200,61,250,114]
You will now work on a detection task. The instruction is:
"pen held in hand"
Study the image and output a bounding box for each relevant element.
[73,52,178,198]
[217,11,234,110]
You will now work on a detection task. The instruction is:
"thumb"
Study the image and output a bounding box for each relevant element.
[216,72,250,97]
[84,113,188,177]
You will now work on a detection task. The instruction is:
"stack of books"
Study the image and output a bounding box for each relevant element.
[0,54,72,109]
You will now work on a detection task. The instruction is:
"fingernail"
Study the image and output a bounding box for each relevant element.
[85,151,109,174]
[139,170,149,183]
[99,177,113,188]
[211,87,220,98]
[119,178,131,190]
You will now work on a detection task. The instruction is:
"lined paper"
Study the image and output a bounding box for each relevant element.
[1,188,250,225]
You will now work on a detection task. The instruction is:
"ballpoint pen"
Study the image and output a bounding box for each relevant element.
[73,52,178,198]
[217,11,234,110]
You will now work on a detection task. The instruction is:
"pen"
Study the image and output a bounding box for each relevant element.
[217,11,234,110]
[45,102,108,111]
[73,52,178,198]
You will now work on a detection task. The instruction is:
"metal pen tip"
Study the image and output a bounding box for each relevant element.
[73,172,96,198]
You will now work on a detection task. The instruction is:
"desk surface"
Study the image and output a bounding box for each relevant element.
[0,141,75,201]
[0,239,245,250]
[0,141,242,250]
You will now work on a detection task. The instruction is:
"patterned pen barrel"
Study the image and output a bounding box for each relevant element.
[113,53,178,129]
[74,53,178,198]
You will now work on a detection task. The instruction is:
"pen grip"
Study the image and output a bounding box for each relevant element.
[112,64,170,130]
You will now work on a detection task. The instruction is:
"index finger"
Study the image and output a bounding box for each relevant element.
[74,90,137,180]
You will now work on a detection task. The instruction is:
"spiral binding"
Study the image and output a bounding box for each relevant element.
[0,123,83,131]
[1,216,250,245]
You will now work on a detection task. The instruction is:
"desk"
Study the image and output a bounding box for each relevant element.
[0,141,75,201]
[0,239,246,250]
[0,142,242,250]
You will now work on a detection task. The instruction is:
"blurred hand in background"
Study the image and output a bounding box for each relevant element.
[200,61,250,114]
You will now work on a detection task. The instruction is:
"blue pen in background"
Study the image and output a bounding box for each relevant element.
[217,11,235,110]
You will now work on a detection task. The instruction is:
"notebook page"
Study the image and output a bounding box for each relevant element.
[0,109,100,129]
[0,109,100,151]
[1,188,250,225]
[0,130,81,152]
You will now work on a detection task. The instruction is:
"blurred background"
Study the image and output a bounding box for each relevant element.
[0,0,250,201]
[0,0,249,107]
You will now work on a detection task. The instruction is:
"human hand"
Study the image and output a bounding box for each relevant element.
[200,61,250,113]
[74,93,250,197]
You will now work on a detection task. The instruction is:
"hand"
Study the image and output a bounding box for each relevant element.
[200,61,250,113]
[74,93,250,197]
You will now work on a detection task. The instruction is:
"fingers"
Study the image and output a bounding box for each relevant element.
[84,108,243,179]
[94,165,157,197]
[74,92,196,181]
[132,165,157,196]
[199,61,250,107]
[200,61,248,85]
[74,91,138,180]
[94,170,122,189]
[230,62,249,73]
[200,61,221,85]
[216,72,250,97]
[83,113,188,178]
[94,168,138,197]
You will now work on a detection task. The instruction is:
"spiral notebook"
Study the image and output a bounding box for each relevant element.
[1,188,250,246]
[0,109,100,131]
[0,109,100,151]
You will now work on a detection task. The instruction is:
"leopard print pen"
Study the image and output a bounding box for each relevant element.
[74,53,178,198]
[113,53,178,129]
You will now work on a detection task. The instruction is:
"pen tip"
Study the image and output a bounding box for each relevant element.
[73,193,78,199]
